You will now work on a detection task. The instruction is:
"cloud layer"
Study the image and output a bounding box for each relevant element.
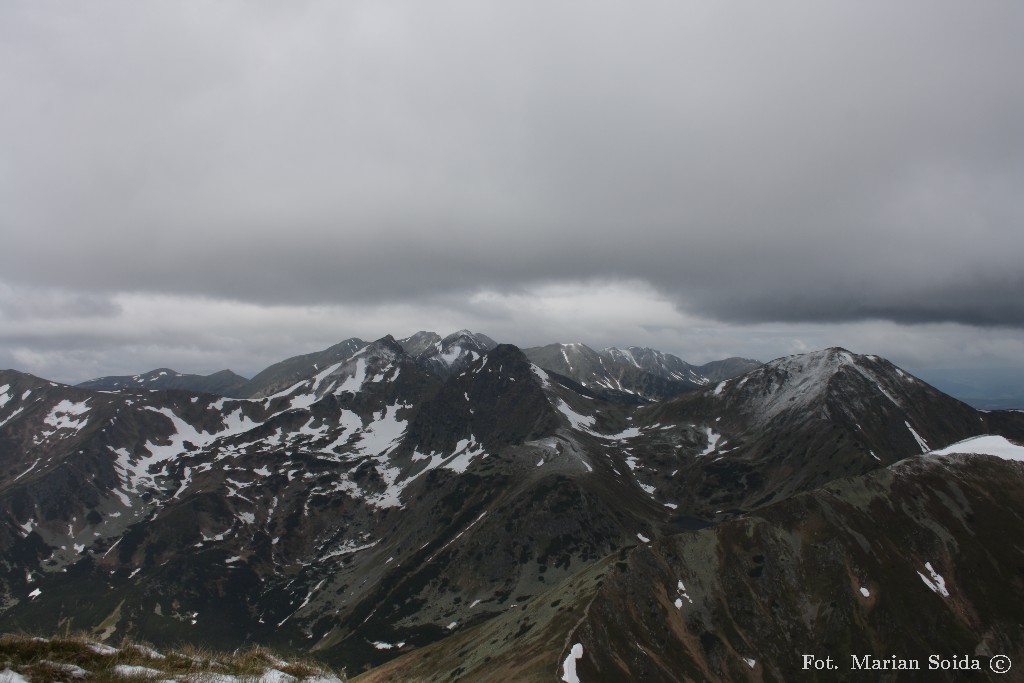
[2,1,1022,380]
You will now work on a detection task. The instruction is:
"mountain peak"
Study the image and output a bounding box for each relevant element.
[397,331,443,357]
[370,334,406,356]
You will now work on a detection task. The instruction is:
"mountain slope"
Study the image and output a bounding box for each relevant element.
[240,337,368,398]
[524,343,703,403]
[77,368,251,397]
[635,347,987,515]
[354,447,1024,682]
[3,343,1023,679]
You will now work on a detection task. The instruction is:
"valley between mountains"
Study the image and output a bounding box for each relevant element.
[2,331,1023,682]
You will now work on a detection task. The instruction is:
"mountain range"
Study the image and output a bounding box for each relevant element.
[74,331,761,404]
[2,330,1023,681]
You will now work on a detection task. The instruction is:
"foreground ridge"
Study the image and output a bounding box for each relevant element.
[0,633,345,683]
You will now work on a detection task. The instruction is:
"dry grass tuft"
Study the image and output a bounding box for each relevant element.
[0,633,345,683]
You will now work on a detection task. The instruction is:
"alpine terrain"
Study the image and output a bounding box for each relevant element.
[1,331,1023,682]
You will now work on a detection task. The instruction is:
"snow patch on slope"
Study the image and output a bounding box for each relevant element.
[917,562,949,597]
[699,428,722,456]
[43,399,91,431]
[928,435,1024,462]
[905,421,930,453]
[553,398,596,432]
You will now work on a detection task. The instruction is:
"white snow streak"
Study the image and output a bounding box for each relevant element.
[928,434,1024,462]
[917,562,949,597]
[699,427,722,456]
[905,421,930,453]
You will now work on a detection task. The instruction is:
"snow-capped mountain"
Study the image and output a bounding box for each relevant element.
[523,342,757,403]
[3,336,1024,680]
[78,367,251,397]
[399,329,498,379]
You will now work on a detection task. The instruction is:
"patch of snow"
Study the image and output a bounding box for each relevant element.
[269,380,306,399]
[663,502,678,509]
[112,665,164,678]
[0,669,32,683]
[636,532,650,543]
[928,434,1024,462]
[606,426,641,440]
[443,438,486,474]
[676,580,693,604]
[917,561,949,597]
[12,459,41,482]
[260,670,297,683]
[335,357,368,395]
[905,421,930,453]
[320,539,379,561]
[554,398,596,432]
[699,427,722,456]
[28,588,41,599]
[43,399,91,431]
[713,381,727,396]
[370,641,405,650]
[19,518,36,536]
[744,657,756,669]
[441,344,464,366]
[87,643,119,656]
[0,407,24,427]
[446,621,458,630]
[561,643,583,683]
[311,361,344,393]
[860,586,870,597]
[288,392,318,411]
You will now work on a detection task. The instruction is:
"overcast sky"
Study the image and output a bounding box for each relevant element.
[2,1,1023,383]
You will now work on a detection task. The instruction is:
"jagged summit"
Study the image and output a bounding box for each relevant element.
[603,346,709,385]
[524,341,718,403]
[404,330,498,379]
[397,330,442,357]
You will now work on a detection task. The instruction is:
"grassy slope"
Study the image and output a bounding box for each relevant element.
[0,633,345,683]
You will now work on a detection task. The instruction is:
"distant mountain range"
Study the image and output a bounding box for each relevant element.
[75,330,762,403]
[2,331,1023,681]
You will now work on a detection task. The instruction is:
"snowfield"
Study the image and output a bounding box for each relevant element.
[928,434,1024,462]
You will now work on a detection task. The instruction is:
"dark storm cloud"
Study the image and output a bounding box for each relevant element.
[2,1,1023,327]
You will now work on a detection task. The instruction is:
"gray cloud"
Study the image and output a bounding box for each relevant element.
[2,1,1023,380]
